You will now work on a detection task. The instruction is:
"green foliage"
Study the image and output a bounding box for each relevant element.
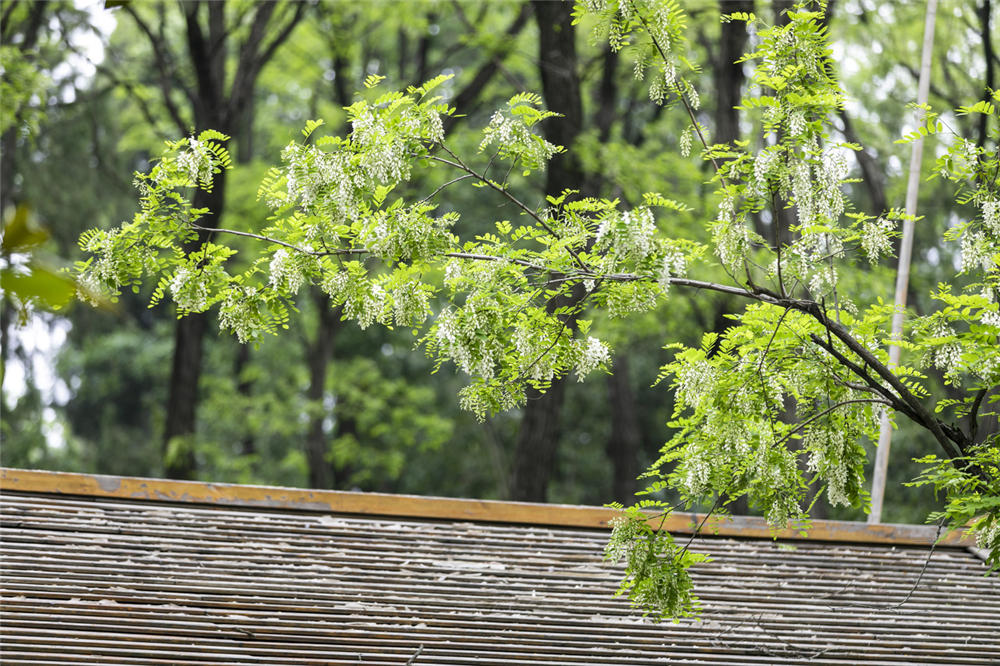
[1,207,84,335]
[908,442,1000,570]
[0,46,48,134]
[71,0,999,623]
[604,503,710,622]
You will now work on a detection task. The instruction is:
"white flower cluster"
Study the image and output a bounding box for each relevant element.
[861,217,895,263]
[980,298,1000,329]
[806,261,838,295]
[983,200,1000,235]
[75,272,103,307]
[674,359,716,410]
[657,247,688,293]
[321,268,389,330]
[277,104,444,230]
[595,207,658,263]
[574,336,611,380]
[804,427,852,507]
[511,320,559,382]
[713,197,749,273]
[679,126,692,157]
[753,148,778,195]
[960,230,994,273]
[435,302,504,379]
[351,107,411,185]
[346,282,386,330]
[268,249,305,294]
[84,229,124,287]
[764,492,801,527]
[787,110,807,139]
[976,517,1000,552]
[388,280,431,327]
[175,138,215,186]
[362,207,455,261]
[279,143,355,222]
[170,266,210,312]
[681,450,712,496]
[218,287,259,343]
[685,85,700,111]
[929,321,963,379]
[479,110,559,169]
[790,148,848,230]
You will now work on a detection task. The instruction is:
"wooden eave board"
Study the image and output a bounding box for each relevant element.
[1,470,998,665]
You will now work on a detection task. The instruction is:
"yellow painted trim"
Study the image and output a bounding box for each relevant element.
[0,467,973,546]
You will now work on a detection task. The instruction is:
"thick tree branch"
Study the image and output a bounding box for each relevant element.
[442,2,532,133]
[227,1,307,123]
[837,109,888,215]
[124,4,192,133]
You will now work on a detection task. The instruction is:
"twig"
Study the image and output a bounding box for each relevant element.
[431,146,591,272]
[417,174,475,204]
[771,398,892,448]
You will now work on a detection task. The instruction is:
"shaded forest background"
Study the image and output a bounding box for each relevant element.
[2,0,997,522]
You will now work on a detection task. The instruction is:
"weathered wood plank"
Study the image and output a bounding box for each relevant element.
[0,468,974,545]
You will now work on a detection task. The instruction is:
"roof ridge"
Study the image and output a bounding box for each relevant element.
[0,467,973,547]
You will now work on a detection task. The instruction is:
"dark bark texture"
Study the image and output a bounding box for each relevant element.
[126,0,305,478]
[510,2,586,502]
[605,357,641,503]
[305,292,341,490]
[713,0,753,147]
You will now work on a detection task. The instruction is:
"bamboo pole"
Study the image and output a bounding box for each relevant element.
[869,0,939,524]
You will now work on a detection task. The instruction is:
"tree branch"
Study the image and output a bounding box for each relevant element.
[774,398,892,449]
[442,2,531,133]
[124,3,192,133]
[430,147,591,272]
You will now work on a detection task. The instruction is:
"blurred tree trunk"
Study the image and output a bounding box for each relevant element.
[606,357,641,503]
[713,0,753,147]
[977,0,995,148]
[510,1,585,502]
[305,291,341,490]
[119,1,305,478]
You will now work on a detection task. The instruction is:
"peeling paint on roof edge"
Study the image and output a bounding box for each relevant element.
[0,467,974,547]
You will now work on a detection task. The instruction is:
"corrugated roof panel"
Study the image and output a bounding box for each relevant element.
[2,489,997,665]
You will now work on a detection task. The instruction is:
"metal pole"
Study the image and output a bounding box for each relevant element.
[869,0,938,524]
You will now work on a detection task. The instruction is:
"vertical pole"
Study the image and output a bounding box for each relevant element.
[869,0,938,524]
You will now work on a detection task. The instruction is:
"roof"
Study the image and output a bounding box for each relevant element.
[1,467,997,665]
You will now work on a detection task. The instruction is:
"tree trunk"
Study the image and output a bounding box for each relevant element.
[511,379,569,501]
[233,343,255,458]
[305,291,340,490]
[509,1,585,502]
[977,0,995,150]
[606,357,641,503]
[713,0,753,147]
[156,0,305,478]
[162,171,227,479]
[838,109,888,215]
[163,313,208,479]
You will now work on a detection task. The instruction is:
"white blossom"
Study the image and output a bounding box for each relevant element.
[268,249,305,294]
[176,138,214,185]
[861,217,895,263]
[961,230,994,272]
[575,336,611,380]
[983,200,1000,235]
[170,266,209,312]
[218,287,258,343]
[679,126,692,158]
